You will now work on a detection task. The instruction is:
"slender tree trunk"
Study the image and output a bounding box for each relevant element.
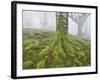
[78,24,82,36]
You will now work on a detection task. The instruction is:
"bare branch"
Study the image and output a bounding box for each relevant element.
[68,13,78,24]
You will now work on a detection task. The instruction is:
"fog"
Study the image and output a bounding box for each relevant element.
[23,11,56,31]
[23,11,91,40]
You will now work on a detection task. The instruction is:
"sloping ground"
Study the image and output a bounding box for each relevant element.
[22,29,90,69]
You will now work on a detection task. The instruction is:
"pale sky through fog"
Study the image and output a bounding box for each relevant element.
[23,10,91,39]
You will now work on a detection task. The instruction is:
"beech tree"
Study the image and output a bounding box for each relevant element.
[69,13,89,36]
[37,12,89,68]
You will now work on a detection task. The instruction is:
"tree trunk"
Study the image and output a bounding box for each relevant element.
[57,12,68,36]
[78,24,82,36]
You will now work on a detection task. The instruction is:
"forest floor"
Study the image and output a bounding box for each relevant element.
[22,28,91,69]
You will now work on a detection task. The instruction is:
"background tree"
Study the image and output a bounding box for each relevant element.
[68,13,89,36]
[40,12,47,29]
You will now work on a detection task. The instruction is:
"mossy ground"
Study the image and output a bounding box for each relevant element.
[23,28,90,69]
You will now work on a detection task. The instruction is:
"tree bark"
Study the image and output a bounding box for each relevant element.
[57,12,68,35]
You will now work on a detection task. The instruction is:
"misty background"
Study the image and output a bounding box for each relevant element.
[23,10,91,40]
